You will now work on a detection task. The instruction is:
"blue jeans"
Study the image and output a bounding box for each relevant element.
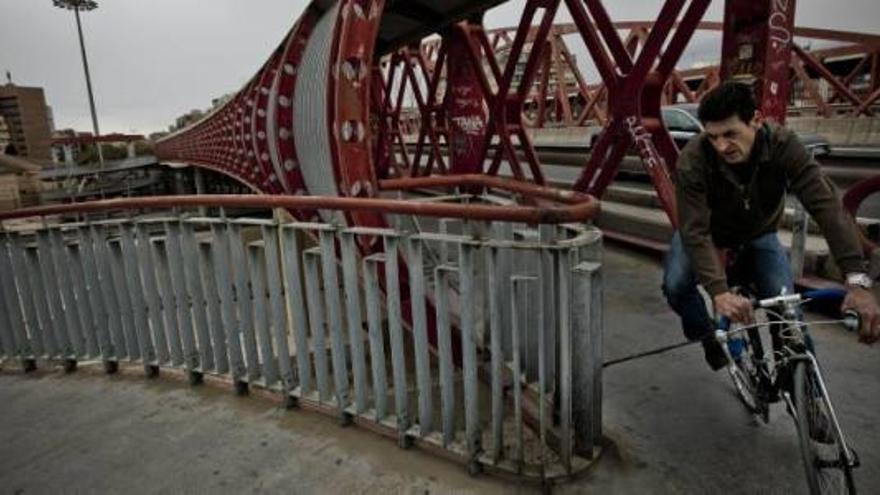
[662,231,796,342]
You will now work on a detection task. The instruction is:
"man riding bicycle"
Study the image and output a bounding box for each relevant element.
[662,81,880,371]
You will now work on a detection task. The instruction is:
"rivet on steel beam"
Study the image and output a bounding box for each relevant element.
[341,120,365,143]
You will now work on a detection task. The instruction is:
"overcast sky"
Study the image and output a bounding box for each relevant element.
[1,0,878,135]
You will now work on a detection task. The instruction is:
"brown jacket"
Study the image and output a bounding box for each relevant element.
[675,123,866,296]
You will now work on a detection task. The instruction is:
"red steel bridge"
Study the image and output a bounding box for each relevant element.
[154,0,878,254]
[4,0,878,484]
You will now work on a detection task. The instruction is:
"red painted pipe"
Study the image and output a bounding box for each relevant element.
[843,176,880,255]
[379,173,595,205]
[0,193,600,225]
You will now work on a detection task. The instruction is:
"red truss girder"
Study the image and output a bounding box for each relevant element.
[377,42,450,178]
[569,0,712,225]
[470,20,880,126]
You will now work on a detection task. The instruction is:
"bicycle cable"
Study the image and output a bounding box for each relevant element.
[602,318,850,369]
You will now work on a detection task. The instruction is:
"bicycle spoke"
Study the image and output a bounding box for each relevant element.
[794,361,856,494]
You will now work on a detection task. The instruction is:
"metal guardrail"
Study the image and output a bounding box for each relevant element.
[0,207,604,481]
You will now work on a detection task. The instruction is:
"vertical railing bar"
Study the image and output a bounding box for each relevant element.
[211,223,246,382]
[7,234,40,357]
[537,254,547,472]
[90,225,124,361]
[37,230,73,358]
[198,241,229,374]
[228,223,260,383]
[319,229,350,414]
[164,221,200,374]
[341,231,368,414]
[0,238,24,359]
[511,276,533,473]
[487,245,504,463]
[108,237,140,360]
[151,239,184,367]
[135,224,170,365]
[304,250,331,402]
[363,255,388,421]
[407,236,433,435]
[50,229,88,358]
[3,233,38,357]
[280,226,312,396]
[590,262,603,455]
[67,242,98,358]
[24,244,56,357]
[120,224,156,368]
[557,249,573,473]
[0,278,9,358]
[539,225,557,401]
[433,265,455,448]
[78,227,112,363]
[497,223,514,359]
[459,242,481,462]
[181,222,215,371]
[383,236,410,441]
[248,244,279,386]
[572,261,603,458]
[262,224,294,393]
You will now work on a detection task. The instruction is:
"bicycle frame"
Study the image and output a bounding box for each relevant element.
[715,290,859,469]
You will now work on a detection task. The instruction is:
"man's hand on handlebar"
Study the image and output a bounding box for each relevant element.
[713,291,754,324]
[842,288,880,345]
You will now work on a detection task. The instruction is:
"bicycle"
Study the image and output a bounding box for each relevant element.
[714,288,861,494]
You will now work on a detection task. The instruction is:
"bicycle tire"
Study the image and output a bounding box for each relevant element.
[729,355,759,412]
[727,330,763,415]
[793,360,857,495]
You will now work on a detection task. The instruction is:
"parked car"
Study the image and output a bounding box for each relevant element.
[587,103,831,158]
[661,103,831,157]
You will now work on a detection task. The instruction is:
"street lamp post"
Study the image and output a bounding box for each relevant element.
[52,0,104,171]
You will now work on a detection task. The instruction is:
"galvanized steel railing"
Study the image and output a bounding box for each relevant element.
[0,202,603,481]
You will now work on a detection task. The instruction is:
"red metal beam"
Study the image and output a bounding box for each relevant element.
[794,44,875,117]
[0,192,600,225]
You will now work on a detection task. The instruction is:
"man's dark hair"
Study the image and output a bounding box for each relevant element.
[697,82,757,124]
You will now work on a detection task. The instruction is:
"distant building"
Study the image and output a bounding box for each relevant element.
[51,128,83,163]
[0,83,54,163]
[0,153,43,211]
[0,115,11,153]
[211,92,235,109]
[170,109,205,133]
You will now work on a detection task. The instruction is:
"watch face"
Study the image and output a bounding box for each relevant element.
[847,273,873,289]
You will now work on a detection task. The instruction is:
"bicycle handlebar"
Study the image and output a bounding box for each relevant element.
[716,288,859,333]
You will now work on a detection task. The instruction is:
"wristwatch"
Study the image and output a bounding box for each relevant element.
[845,272,874,290]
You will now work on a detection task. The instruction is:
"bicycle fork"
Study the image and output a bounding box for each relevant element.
[789,354,860,469]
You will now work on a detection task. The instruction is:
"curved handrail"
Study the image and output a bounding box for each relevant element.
[842,176,880,255]
[379,173,593,205]
[0,192,600,225]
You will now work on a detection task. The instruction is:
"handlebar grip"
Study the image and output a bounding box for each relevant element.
[842,310,861,333]
[803,288,848,301]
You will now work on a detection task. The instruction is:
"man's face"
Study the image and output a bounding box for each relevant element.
[703,112,763,165]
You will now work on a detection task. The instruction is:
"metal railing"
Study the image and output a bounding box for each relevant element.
[0,195,603,481]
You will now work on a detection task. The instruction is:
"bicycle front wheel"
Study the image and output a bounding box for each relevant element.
[793,360,857,495]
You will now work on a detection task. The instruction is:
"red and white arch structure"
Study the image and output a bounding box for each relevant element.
[156,0,813,232]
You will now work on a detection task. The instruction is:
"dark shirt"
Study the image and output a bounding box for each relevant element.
[675,123,866,296]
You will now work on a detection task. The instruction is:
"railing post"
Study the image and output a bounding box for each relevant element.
[571,261,603,459]
[790,198,809,280]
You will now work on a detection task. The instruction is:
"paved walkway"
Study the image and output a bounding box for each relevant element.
[1,245,878,493]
